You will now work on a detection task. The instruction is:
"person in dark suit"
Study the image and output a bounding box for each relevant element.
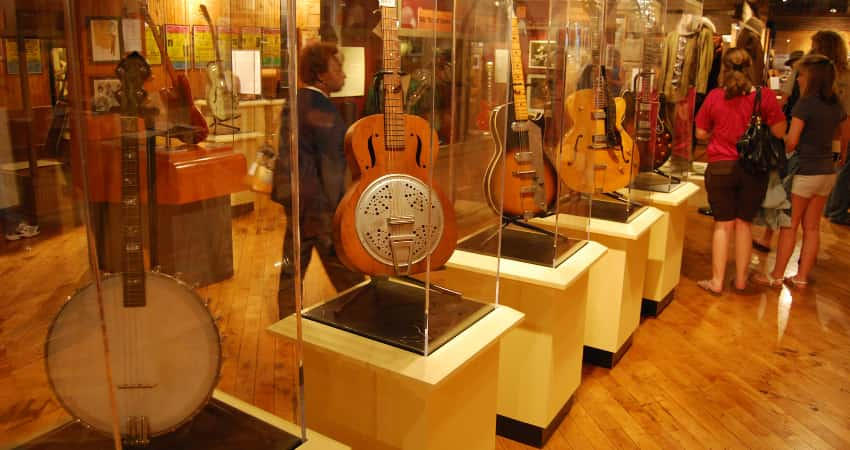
[276,43,362,318]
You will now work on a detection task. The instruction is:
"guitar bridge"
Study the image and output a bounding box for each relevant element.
[513,152,533,162]
[387,216,416,276]
[125,416,150,446]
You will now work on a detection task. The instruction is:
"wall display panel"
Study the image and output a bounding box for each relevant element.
[0,0,312,447]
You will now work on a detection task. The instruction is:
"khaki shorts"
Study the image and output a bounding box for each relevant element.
[791,174,837,198]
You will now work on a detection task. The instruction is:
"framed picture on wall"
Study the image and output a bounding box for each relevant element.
[91,77,121,113]
[89,17,122,63]
[528,40,556,69]
[526,74,551,116]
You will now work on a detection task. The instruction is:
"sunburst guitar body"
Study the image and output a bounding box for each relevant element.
[334,114,456,276]
[560,89,638,194]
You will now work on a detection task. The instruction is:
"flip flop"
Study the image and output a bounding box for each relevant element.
[752,272,783,288]
[752,240,771,253]
[784,277,809,288]
[697,279,722,297]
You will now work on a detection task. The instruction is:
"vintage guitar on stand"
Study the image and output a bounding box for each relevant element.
[483,8,556,219]
[45,52,221,446]
[142,4,209,144]
[560,1,637,193]
[333,1,456,276]
[622,37,672,172]
[199,4,241,133]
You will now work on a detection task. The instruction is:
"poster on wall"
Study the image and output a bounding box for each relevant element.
[5,40,18,75]
[24,39,42,74]
[122,18,143,53]
[240,27,262,50]
[193,25,214,68]
[331,46,365,98]
[144,24,161,65]
[91,77,121,113]
[89,17,122,63]
[164,24,190,70]
[262,28,281,67]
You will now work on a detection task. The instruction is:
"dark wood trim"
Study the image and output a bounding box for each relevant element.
[641,288,675,318]
[583,333,634,369]
[496,394,576,448]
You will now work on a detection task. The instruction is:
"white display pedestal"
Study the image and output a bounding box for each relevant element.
[533,207,663,368]
[268,306,523,450]
[424,243,606,447]
[622,182,701,316]
[687,162,708,208]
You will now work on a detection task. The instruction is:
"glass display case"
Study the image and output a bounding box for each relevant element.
[1,0,310,448]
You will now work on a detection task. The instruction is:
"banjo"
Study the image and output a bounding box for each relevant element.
[44,51,221,446]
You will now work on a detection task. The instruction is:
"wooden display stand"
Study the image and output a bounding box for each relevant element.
[533,207,663,368]
[621,182,701,316]
[425,243,606,447]
[268,306,523,450]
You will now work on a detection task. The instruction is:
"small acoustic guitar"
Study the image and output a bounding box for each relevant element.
[333,1,456,276]
[199,4,241,123]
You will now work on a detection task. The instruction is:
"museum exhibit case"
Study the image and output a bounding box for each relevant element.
[0,0,348,448]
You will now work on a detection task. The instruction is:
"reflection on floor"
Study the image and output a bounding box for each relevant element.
[3,197,850,448]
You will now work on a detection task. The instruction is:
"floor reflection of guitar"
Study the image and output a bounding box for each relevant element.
[45,52,221,446]
[142,4,209,144]
[333,2,456,276]
[560,2,637,193]
[199,4,240,123]
[483,9,556,219]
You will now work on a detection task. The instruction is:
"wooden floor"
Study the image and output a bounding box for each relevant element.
[2,194,850,449]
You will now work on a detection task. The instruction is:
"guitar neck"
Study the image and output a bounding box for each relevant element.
[486,61,494,106]
[120,116,146,307]
[143,11,180,85]
[591,3,607,110]
[509,15,529,121]
[380,4,405,150]
[200,5,224,64]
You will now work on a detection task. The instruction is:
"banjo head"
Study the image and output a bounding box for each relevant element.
[45,272,221,439]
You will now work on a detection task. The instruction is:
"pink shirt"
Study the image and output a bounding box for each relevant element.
[695,87,785,162]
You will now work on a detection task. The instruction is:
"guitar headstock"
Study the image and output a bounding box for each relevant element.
[115,51,152,117]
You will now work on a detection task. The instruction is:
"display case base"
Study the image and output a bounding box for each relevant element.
[630,171,685,193]
[583,333,634,369]
[269,305,524,450]
[457,223,583,266]
[642,289,675,317]
[496,394,575,448]
[16,394,301,450]
[590,198,644,223]
[303,277,494,355]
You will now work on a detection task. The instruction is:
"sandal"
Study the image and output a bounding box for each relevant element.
[752,272,783,288]
[697,279,723,297]
[784,277,809,288]
[752,240,771,253]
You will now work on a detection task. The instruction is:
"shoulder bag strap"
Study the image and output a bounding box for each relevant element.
[751,86,762,125]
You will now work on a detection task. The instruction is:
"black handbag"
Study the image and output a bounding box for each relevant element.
[737,87,787,175]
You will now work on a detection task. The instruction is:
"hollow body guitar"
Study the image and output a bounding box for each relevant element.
[44,52,221,446]
[333,3,456,276]
[483,11,556,218]
[199,4,240,122]
[560,4,637,193]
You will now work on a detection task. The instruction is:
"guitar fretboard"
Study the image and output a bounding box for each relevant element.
[509,15,529,121]
[380,5,405,151]
[120,116,146,308]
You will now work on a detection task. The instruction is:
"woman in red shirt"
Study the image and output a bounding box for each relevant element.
[694,48,786,295]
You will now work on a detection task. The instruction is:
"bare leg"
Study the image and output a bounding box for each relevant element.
[771,194,810,279]
[797,195,828,282]
[709,220,735,291]
[734,219,753,289]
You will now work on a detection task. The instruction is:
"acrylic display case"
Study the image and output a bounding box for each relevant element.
[0,0,346,448]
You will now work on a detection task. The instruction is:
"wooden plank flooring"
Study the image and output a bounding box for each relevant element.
[2,196,850,448]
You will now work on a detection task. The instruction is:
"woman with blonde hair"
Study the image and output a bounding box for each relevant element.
[754,55,850,287]
[695,48,786,295]
[816,31,850,225]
